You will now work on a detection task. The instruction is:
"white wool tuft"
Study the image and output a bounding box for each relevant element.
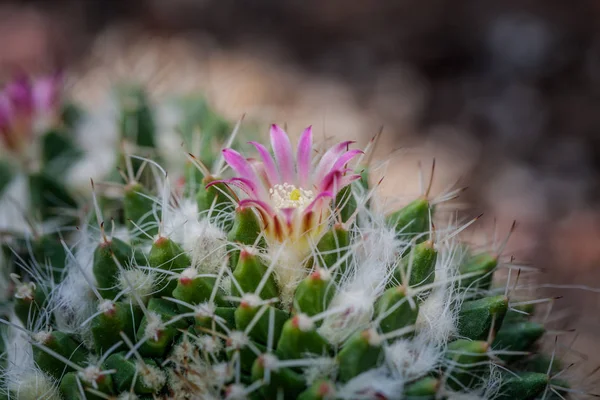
[50,234,98,337]
[318,289,374,345]
[385,336,442,381]
[4,319,61,400]
[268,242,312,309]
[303,357,337,386]
[446,365,502,400]
[166,199,227,274]
[198,335,223,355]
[138,360,167,390]
[227,331,249,350]
[416,239,465,345]
[294,313,315,332]
[337,368,404,400]
[319,203,400,344]
[118,268,157,303]
[144,312,164,341]
[7,371,61,400]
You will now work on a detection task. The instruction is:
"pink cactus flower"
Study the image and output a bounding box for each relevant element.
[0,74,61,154]
[212,124,362,247]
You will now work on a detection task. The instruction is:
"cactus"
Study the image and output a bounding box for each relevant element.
[0,76,579,400]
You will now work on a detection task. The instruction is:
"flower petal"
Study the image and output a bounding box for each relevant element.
[0,94,12,129]
[270,124,295,183]
[5,77,33,113]
[238,198,275,217]
[314,141,354,183]
[33,75,61,112]
[207,177,258,198]
[304,191,334,213]
[319,170,343,193]
[249,141,279,186]
[222,148,261,186]
[330,149,363,173]
[296,126,313,186]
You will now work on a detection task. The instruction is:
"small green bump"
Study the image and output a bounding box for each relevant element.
[496,372,548,400]
[92,237,133,299]
[91,301,142,354]
[445,339,489,389]
[298,380,336,400]
[227,206,262,267]
[315,224,350,278]
[13,280,46,328]
[335,185,357,224]
[60,371,109,400]
[393,240,437,288]
[337,329,383,383]
[293,268,334,319]
[104,352,166,394]
[33,331,88,380]
[387,197,431,244]
[459,252,497,291]
[276,314,329,360]
[524,354,562,375]
[374,285,419,335]
[503,303,535,324]
[234,300,288,345]
[226,333,265,372]
[194,306,236,335]
[172,267,226,308]
[404,376,440,399]
[148,236,191,296]
[136,298,186,357]
[492,321,545,362]
[457,295,508,340]
[232,248,279,300]
[251,354,306,398]
[197,176,235,219]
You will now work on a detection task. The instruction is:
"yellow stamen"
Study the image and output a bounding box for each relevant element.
[289,188,301,201]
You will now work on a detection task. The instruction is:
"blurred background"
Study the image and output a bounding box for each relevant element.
[1,0,599,379]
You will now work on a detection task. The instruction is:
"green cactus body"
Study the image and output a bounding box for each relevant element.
[0,87,571,399]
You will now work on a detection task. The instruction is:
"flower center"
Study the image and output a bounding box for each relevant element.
[269,183,314,210]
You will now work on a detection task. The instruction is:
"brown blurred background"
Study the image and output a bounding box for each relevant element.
[2,0,599,384]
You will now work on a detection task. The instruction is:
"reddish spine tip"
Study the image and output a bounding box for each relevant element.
[239,249,251,261]
[154,236,168,246]
[291,316,300,329]
[310,270,322,281]
[318,382,332,396]
[179,276,193,286]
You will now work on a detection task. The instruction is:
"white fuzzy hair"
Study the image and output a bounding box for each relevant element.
[318,198,406,344]
[337,367,404,400]
[164,198,227,274]
[2,317,61,400]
